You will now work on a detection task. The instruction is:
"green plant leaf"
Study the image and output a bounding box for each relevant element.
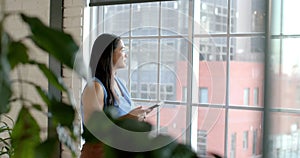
[7,41,29,69]
[149,135,178,158]
[11,107,41,158]
[116,117,152,132]
[35,137,59,158]
[49,99,75,129]
[30,61,67,92]
[34,85,74,129]
[171,144,198,158]
[20,13,78,70]
[34,85,51,106]
[32,104,42,111]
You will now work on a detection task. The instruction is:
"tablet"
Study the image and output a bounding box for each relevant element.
[146,102,163,113]
[147,104,160,110]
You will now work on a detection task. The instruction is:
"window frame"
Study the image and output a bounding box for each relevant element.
[83,0,270,157]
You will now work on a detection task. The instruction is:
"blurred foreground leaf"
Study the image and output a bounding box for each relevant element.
[49,99,75,129]
[31,61,67,92]
[7,41,29,69]
[20,14,78,70]
[11,107,40,158]
[34,84,75,129]
[86,111,199,158]
[35,137,59,158]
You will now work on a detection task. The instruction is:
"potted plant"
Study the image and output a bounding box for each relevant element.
[0,12,82,157]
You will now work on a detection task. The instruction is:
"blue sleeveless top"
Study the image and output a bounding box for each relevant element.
[113,77,132,116]
[81,77,132,142]
[82,77,132,120]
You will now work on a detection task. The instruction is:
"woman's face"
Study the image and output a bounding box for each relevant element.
[113,40,128,70]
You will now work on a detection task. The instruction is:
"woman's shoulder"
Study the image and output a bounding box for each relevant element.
[82,78,105,96]
[92,77,103,85]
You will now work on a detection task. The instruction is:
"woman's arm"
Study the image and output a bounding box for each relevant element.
[82,81,150,122]
[82,82,105,124]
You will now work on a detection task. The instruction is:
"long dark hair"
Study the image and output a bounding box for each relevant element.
[90,33,121,106]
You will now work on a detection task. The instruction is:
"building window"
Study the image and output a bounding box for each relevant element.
[160,84,174,100]
[131,83,138,98]
[243,88,250,105]
[159,126,168,135]
[252,129,257,155]
[230,132,236,158]
[197,130,207,157]
[297,86,300,104]
[140,83,150,99]
[132,82,174,100]
[199,87,208,103]
[182,87,187,102]
[253,87,259,106]
[243,131,248,149]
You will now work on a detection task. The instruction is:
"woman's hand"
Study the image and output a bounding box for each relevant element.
[120,106,151,121]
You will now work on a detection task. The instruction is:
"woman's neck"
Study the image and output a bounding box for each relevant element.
[112,69,117,78]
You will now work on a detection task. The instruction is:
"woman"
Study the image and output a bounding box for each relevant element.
[80,33,149,158]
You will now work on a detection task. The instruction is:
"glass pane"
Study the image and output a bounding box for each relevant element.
[282,0,300,35]
[132,2,159,36]
[228,110,263,158]
[230,0,266,33]
[116,39,129,83]
[161,1,189,35]
[160,38,188,102]
[195,37,227,105]
[270,38,300,109]
[243,88,250,105]
[143,103,187,144]
[253,87,259,106]
[196,0,228,34]
[103,4,130,36]
[230,37,265,107]
[282,39,300,77]
[130,39,158,100]
[199,88,208,103]
[270,39,281,74]
[268,112,300,157]
[197,107,225,157]
[197,37,227,61]
[271,0,281,35]
[243,131,249,149]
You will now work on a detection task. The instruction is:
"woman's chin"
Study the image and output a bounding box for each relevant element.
[117,65,126,69]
